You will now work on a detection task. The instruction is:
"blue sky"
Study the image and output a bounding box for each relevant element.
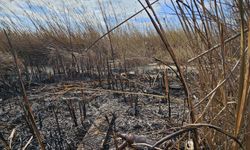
[0,0,179,32]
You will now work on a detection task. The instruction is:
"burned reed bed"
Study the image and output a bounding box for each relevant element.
[0,0,250,149]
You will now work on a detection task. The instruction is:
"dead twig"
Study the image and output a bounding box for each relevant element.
[84,0,159,52]
[194,47,247,108]
[22,136,33,150]
[188,29,248,63]
[152,123,243,149]
[102,113,116,150]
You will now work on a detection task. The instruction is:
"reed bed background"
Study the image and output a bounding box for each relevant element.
[0,0,250,149]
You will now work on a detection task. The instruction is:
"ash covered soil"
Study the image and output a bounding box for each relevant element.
[0,73,197,149]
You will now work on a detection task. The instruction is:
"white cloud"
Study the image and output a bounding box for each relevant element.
[0,0,169,31]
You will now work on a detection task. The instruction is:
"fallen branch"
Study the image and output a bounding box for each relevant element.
[55,86,168,99]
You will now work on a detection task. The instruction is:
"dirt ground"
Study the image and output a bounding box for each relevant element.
[0,72,196,149]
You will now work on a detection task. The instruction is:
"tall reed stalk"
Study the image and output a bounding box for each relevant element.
[3,29,45,150]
